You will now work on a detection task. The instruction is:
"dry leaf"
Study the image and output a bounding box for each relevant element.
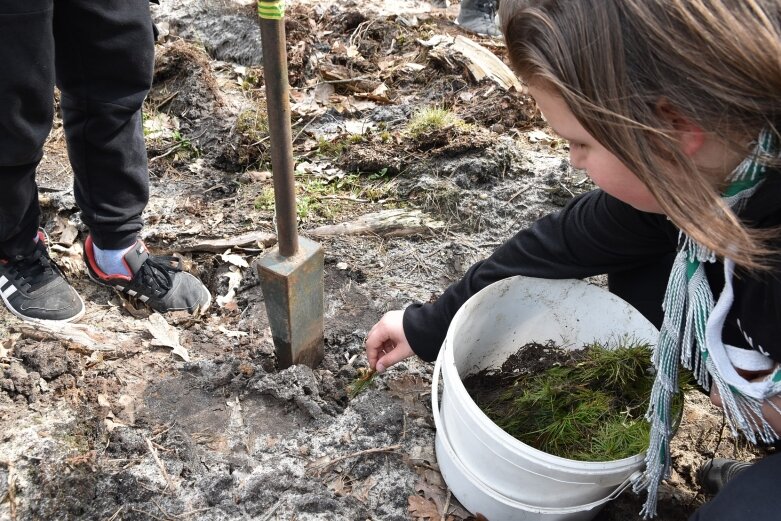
[351,476,377,503]
[327,475,351,496]
[314,83,335,103]
[408,495,440,520]
[147,313,190,361]
[219,250,249,268]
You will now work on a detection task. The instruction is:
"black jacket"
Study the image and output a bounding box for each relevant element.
[403,171,781,364]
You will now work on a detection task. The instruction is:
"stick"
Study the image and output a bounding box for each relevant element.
[313,445,401,474]
[259,498,284,521]
[107,505,124,521]
[441,490,451,521]
[292,114,319,144]
[6,462,17,521]
[149,144,183,163]
[15,323,118,353]
[131,508,166,521]
[155,91,180,111]
[507,185,531,203]
[315,76,373,85]
[145,436,173,491]
[175,507,213,519]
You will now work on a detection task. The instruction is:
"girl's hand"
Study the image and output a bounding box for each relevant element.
[365,310,415,373]
[710,365,781,436]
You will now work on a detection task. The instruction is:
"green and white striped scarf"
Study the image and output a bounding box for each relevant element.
[633,129,781,518]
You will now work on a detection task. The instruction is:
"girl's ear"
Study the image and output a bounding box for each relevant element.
[656,100,706,157]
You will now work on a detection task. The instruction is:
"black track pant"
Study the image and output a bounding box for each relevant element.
[609,258,780,521]
[0,0,154,259]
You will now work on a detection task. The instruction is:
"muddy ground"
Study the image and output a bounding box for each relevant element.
[0,1,771,520]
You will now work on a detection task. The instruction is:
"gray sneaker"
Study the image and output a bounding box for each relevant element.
[456,0,501,37]
[84,236,211,315]
[696,458,752,494]
[0,232,85,323]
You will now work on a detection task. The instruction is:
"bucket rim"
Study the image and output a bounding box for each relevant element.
[441,276,652,470]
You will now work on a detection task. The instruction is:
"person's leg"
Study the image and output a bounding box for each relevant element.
[457,0,501,37]
[607,252,676,330]
[53,0,154,251]
[689,452,780,521]
[0,0,84,323]
[53,0,211,314]
[0,0,54,259]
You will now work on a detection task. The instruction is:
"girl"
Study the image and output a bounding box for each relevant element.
[364,1,781,519]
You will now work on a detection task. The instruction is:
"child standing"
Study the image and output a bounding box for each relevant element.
[365,1,781,519]
[0,0,211,323]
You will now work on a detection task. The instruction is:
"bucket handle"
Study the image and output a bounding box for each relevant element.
[431,351,642,511]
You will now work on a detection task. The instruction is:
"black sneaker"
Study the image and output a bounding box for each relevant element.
[0,232,85,323]
[696,458,753,494]
[84,236,211,314]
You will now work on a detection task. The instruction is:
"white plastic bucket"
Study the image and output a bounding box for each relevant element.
[432,276,659,519]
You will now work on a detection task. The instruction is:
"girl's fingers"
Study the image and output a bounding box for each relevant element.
[377,343,414,373]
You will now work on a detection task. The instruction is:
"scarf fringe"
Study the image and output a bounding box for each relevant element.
[635,128,780,518]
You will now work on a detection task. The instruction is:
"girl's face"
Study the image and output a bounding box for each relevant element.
[528,84,664,214]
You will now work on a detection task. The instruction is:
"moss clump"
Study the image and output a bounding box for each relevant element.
[471,341,686,462]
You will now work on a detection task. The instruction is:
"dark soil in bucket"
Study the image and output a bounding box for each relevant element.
[463,340,661,462]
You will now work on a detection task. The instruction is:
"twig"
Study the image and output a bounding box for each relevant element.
[155,91,180,111]
[145,436,173,491]
[131,508,166,521]
[149,144,183,163]
[313,444,401,474]
[558,181,575,197]
[320,195,370,203]
[5,461,16,521]
[441,490,451,521]
[151,423,173,441]
[152,498,174,520]
[107,505,124,521]
[315,76,373,86]
[175,507,213,519]
[292,114,319,144]
[249,135,271,147]
[507,185,531,203]
[259,498,284,521]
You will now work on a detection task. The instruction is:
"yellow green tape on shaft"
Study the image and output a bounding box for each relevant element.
[258,0,285,20]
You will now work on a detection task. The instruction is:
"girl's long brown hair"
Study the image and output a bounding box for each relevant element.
[500,0,781,270]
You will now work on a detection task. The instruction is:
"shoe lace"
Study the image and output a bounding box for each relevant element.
[10,246,60,292]
[135,255,183,298]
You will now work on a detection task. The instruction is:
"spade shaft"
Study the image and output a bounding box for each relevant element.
[258,0,297,256]
[256,0,324,369]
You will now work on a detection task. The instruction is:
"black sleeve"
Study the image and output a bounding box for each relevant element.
[403,189,679,361]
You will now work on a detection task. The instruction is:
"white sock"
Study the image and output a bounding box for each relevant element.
[93,243,135,277]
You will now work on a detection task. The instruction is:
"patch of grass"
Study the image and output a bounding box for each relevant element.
[406,107,469,138]
[314,133,365,157]
[253,186,275,211]
[480,341,684,462]
[235,107,269,142]
[253,173,396,221]
[171,129,201,160]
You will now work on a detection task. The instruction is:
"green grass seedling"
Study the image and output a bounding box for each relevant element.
[473,341,686,462]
